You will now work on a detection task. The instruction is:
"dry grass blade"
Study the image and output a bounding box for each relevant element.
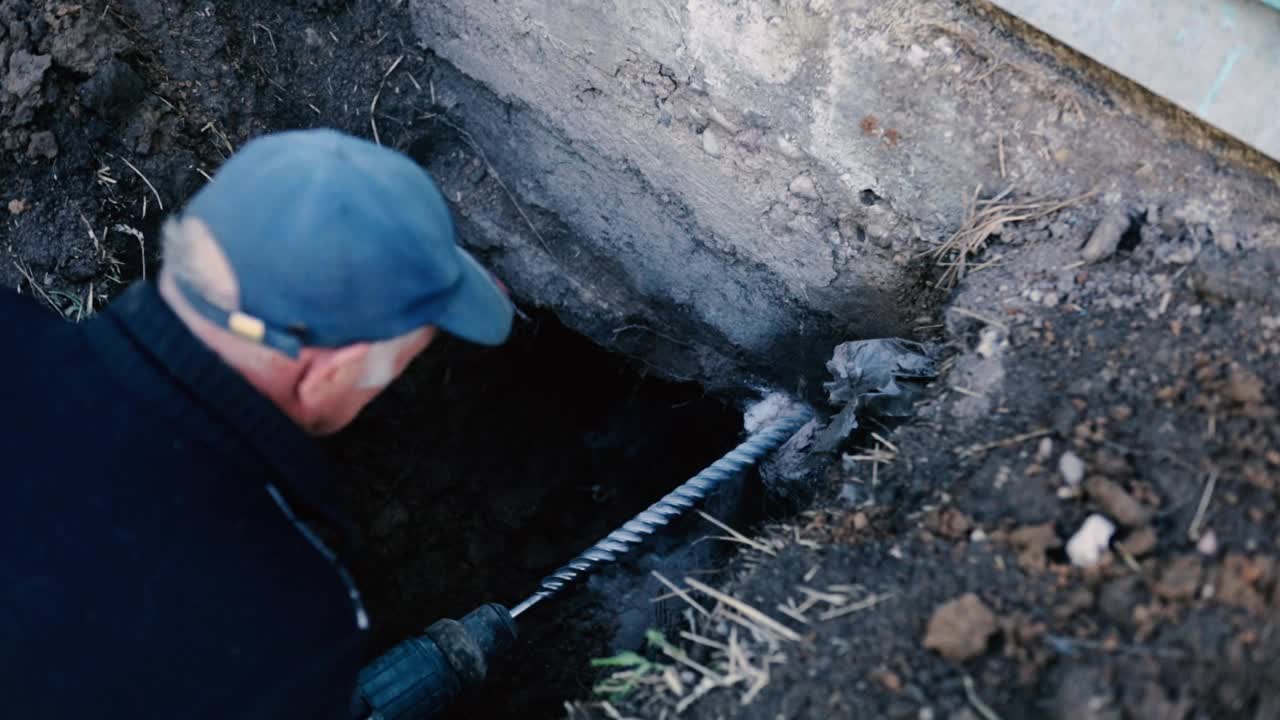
[950,306,1008,330]
[1187,471,1218,541]
[963,674,1002,720]
[929,186,1093,288]
[817,592,894,621]
[775,602,811,625]
[959,427,1052,458]
[652,571,710,616]
[679,630,728,652]
[114,155,164,212]
[684,577,802,642]
[370,54,406,146]
[12,259,58,311]
[697,511,777,556]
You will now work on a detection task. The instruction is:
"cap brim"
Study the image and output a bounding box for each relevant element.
[433,248,515,346]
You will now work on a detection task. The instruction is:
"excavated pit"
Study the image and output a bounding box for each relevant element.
[327,311,747,718]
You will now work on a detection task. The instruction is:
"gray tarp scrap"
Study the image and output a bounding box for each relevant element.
[811,339,938,453]
[762,338,937,502]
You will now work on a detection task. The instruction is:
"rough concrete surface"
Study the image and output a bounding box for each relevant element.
[410,0,1278,389]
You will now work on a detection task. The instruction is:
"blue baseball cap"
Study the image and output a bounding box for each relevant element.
[173,128,513,356]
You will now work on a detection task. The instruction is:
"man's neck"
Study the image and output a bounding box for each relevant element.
[158,272,309,427]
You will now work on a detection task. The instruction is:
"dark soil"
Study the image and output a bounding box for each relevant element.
[6,1,1279,720]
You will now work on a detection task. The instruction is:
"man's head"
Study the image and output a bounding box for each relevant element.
[158,129,514,435]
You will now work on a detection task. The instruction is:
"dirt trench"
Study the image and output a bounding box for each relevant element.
[4,1,1280,720]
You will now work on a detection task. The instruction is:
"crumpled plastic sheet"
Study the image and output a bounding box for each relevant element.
[811,338,938,453]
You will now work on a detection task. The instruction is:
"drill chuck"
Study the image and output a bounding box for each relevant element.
[352,603,517,720]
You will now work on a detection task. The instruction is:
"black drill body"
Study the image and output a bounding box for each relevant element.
[351,604,516,720]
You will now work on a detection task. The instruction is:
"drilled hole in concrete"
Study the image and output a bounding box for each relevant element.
[328,311,744,718]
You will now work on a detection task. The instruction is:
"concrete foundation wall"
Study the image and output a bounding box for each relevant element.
[409,0,1280,389]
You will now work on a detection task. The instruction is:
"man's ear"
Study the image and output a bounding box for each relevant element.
[297,343,372,408]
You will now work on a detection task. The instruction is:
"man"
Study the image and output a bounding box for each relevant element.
[1,129,514,718]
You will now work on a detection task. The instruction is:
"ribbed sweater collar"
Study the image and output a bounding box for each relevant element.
[83,281,351,540]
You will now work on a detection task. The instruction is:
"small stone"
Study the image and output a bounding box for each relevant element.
[7,198,29,215]
[930,507,972,539]
[1081,208,1130,263]
[1009,522,1061,572]
[1117,526,1157,557]
[1036,437,1054,461]
[1066,514,1115,568]
[788,174,819,200]
[923,593,997,662]
[870,667,903,692]
[304,27,324,47]
[1196,530,1218,556]
[26,130,57,159]
[1224,364,1265,405]
[4,50,52,97]
[700,128,724,157]
[1084,477,1150,527]
[1152,554,1202,600]
[1216,553,1273,614]
[1058,451,1086,486]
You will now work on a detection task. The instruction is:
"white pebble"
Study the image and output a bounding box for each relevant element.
[788,174,819,200]
[1066,514,1115,567]
[701,128,724,157]
[1196,530,1219,556]
[1058,451,1086,486]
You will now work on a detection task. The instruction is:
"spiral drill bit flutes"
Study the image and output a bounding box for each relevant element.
[509,407,813,619]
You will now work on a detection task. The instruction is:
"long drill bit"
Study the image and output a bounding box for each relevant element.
[509,407,813,618]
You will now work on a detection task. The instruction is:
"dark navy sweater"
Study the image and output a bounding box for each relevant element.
[1,282,367,718]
